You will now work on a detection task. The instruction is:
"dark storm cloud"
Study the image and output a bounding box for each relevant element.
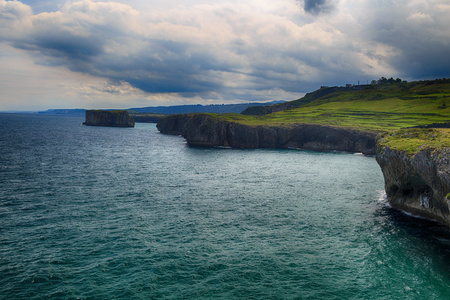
[113,41,232,94]
[303,0,335,15]
[21,34,104,60]
[381,35,450,79]
[360,3,450,80]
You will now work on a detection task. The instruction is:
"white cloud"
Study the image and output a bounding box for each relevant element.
[407,13,433,24]
[0,0,32,39]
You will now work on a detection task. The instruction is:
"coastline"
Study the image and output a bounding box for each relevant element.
[157,115,450,227]
[157,113,377,155]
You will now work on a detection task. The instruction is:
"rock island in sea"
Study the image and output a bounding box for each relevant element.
[83,110,135,127]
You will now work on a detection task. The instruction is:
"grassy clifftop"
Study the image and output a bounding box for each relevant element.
[209,79,450,132]
[378,128,450,156]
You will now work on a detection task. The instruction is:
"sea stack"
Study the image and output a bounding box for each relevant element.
[83,110,135,127]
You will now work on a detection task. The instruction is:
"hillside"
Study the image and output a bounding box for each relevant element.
[214,79,450,132]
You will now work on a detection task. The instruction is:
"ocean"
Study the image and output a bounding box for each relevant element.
[1,113,449,299]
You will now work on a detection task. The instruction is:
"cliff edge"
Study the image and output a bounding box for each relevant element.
[83,110,135,127]
[157,113,376,154]
[376,129,450,226]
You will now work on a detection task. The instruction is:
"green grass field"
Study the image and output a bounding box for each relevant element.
[378,128,450,156]
[211,80,450,133]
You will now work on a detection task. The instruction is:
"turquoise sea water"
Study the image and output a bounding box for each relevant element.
[1,113,450,299]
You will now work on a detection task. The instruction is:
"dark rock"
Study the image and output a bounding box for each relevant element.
[83,110,135,127]
[133,115,164,123]
[156,114,193,135]
[157,113,377,154]
[376,144,450,226]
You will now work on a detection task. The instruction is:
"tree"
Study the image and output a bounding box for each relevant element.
[376,77,403,84]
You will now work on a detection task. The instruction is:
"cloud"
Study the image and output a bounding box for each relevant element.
[0,0,32,39]
[3,0,349,98]
[1,0,450,110]
[344,0,450,79]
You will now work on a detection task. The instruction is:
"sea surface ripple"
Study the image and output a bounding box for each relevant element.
[1,114,450,299]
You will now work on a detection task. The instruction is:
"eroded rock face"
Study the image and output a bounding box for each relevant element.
[157,113,376,154]
[376,145,450,226]
[83,110,135,127]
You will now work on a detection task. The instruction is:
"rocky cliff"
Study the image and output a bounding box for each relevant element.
[83,110,135,127]
[157,113,376,154]
[376,134,450,226]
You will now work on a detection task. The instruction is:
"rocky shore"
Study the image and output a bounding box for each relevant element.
[157,113,377,154]
[83,110,135,127]
[376,133,450,226]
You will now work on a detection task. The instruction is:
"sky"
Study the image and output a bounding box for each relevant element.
[1,0,450,110]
